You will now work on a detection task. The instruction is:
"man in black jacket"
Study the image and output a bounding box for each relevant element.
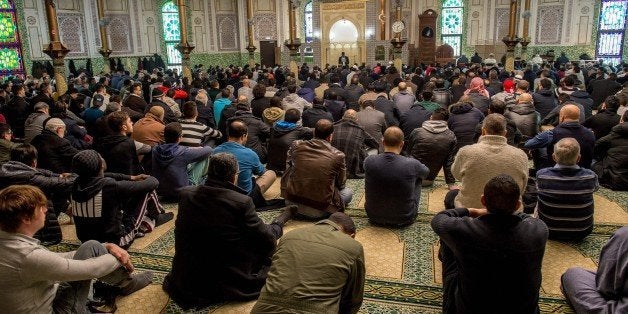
[227,102,271,163]
[532,78,558,119]
[3,84,29,138]
[0,144,76,245]
[163,153,295,309]
[583,95,621,140]
[145,88,177,124]
[31,118,79,174]
[97,111,144,175]
[431,174,548,314]
[71,150,161,248]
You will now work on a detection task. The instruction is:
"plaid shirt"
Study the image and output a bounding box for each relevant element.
[331,119,379,178]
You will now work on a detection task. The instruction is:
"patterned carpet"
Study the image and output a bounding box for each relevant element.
[51,176,627,313]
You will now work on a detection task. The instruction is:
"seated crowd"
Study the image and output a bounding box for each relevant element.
[0,54,627,313]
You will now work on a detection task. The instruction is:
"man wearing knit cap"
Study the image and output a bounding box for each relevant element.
[71,149,161,247]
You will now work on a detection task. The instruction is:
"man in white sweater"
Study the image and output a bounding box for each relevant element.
[445,113,529,209]
[0,185,152,313]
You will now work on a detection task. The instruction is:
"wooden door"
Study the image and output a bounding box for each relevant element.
[259,41,276,67]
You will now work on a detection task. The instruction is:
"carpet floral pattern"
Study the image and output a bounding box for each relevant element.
[51,177,627,313]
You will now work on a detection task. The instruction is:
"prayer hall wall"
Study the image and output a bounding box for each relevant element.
[14,0,626,75]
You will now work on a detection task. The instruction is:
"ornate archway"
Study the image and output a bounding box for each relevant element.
[319,1,366,66]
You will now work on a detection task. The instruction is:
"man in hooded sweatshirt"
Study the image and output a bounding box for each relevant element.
[71,150,159,248]
[267,108,313,173]
[152,122,213,200]
[406,108,457,188]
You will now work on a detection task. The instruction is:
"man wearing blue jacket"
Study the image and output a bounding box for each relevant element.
[152,122,212,200]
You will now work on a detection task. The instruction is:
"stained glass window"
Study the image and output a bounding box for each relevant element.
[0,0,22,77]
[162,1,182,72]
[596,0,627,65]
[442,0,463,57]
[304,1,313,44]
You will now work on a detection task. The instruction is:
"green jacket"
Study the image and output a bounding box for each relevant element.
[251,220,365,314]
[0,139,18,165]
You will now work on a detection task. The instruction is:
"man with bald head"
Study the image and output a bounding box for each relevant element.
[331,109,379,178]
[525,104,595,169]
[392,81,416,115]
[364,127,429,226]
[504,92,539,140]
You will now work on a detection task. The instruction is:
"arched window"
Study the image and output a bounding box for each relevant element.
[0,0,23,78]
[161,1,182,71]
[304,0,313,44]
[596,0,627,65]
[441,0,463,57]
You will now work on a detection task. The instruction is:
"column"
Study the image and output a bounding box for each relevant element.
[502,0,520,72]
[175,0,195,80]
[42,0,70,95]
[519,0,531,59]
[284,0,301,78]
[378,0,386,40]
[96,0,112,73]
[245,0,256,68]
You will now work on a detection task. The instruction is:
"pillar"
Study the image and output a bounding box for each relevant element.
[502,0,520,72]
[175,0,195,80]
[96,0,112,73]
[378,0,386,40]
[284,0,301,78]
[245,0,256,68]
[519,0,531,59]
[42,0,70,95]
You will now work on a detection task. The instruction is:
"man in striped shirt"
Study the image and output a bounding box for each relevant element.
[179,101,222,147]
[536,137,599,240]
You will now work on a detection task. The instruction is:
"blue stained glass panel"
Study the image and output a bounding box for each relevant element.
[443,0,463,8]
[598,33,623,55]
[599,1,627,30]
[596,0,627,65]
[442,8,463,34]
[162,12,180,41]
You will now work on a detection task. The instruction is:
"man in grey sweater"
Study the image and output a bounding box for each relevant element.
[0,185,152,313]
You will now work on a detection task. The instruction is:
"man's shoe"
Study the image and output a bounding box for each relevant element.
[119,271,154,296]
[155,212,174,227]
[273,205,298,226]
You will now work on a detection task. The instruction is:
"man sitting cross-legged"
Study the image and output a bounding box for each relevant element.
[536,138,598,241]
[282,119,353,219]
[152,122,212,200]
[163,153,296,309]
[445,113,529,209]
[364,126,429,226]
[213,119,278,209]
[0,185,153,313]
[431,174,549,314]
[406,108,457,188]
[561,226,628,313]
[251,212,365,313]
[71,150,162,248]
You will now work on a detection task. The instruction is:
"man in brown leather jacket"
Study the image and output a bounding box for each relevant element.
[281,119,353,219]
